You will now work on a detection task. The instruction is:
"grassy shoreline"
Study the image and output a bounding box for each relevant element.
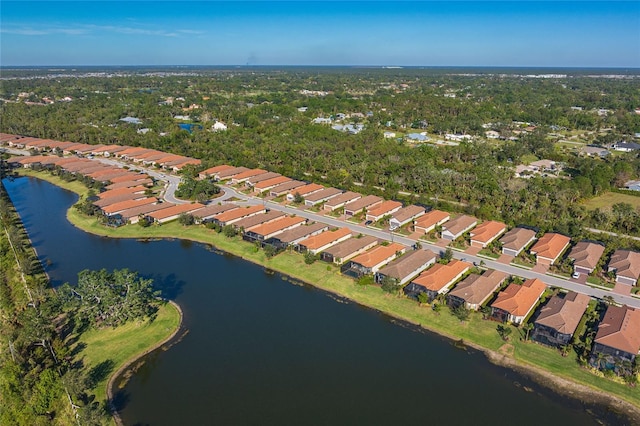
[17,170,640,420]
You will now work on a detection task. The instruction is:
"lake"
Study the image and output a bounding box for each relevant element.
[4,176,624,425]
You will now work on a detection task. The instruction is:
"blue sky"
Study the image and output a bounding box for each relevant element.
[1,1,639,67]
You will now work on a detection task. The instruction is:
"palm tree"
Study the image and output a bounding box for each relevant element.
[522,323,534,342]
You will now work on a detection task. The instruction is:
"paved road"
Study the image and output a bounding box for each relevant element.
[4,148,639,308]
[586,228,640,242]
[218,184,640,309]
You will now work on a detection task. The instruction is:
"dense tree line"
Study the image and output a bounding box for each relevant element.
[2,70,639,237]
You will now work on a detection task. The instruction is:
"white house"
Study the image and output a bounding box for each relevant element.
[212,121,228,132]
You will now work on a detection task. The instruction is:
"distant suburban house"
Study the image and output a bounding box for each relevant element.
[374,249,437,286]
[233,211,285,231]
[199,164,235,180]
[413,209,450,234]
[613,142,640,152]
[624,180,640,192]
[531,291,590,348]
[383,131,396,139]
[445,133,472,142]
[469,221,507,248]
[490,278,546,325]
[403,259,472,301]
[119,116,142,125]
[447,270,508,311]
[332,123,364,134]
[320,235,379,265]
[530,233,571,265]
[365,200,403,223]
[592,305,640,369]
[607,249,640,286]
[499,227,537,257]
[406,133,430,142]
[312,117,332,124]
[297,227,352,255]
[568,241,605,276]
[582,146,609,158]
[245,172,282,187]
[342,243,406,278]
[119,202,169,224]
[389,205,425,229]
[441,215,478,241]
[344,195,383,217]
[212,121,228,131]
[323,191,361,212]
[485,130,500,139]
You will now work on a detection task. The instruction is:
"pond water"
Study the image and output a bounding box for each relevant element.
[4,176,625,426]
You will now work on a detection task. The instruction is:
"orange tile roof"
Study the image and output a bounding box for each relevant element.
[595,305,640,355]
[148,203,205,220]
[608,250,640,281]
[116,147,149,157]
[491,278,547,317]
[213,205,266,223]
[200,164,234,176]
[109,173,149,183]
[299,227,352,251]
[98,186,147,199]
[344,195,383,212]
[231,168,267,181]
[324,191,362,207]
[411,259,472,292]
[248,216,306,237]
[470,221,507,244]
[367,200,402,217]
[351,243,406,268]
[290,183,324,196]
[102,197,158,214]
[414,209,450,230]
[530,233,571,262]
[254,175,291,190]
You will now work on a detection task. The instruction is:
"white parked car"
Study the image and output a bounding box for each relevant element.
[572,272,580,279]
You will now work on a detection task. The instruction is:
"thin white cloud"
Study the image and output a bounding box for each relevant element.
[1,24,204,37]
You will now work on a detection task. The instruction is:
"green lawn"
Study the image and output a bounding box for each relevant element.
[21,169,640,410]
[582,192,640,211]
[77,302,181,404]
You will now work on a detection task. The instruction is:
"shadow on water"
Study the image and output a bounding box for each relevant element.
[145,273,185,300]
[110,389,131,413]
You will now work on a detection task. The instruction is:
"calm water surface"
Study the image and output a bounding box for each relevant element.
[4,177,627,426]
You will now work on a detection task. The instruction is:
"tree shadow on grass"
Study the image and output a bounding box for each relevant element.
[85,359,115,389]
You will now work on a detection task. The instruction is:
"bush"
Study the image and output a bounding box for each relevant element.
[304,251,317,264]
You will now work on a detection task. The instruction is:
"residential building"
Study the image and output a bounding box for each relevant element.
[253,176,291,193]
[190,204,238,224]
[286,183,324,202]
[208,205,267,227]
[341,243,406,277]
[243,216,306,243]
[199,164,234,180]
[320,236,379,264]
[245,172,282,187]
[365,200,403,223]
[403,259,472,301]
[323,191,362,212]
[263,222,329,252]
[269,180,306,197]
[374,249,437,286]
[297,227,352,254]
[303,187,343,207]
[531,292,590,347]
[499,227,537,257]
[568,241,605,276]
[592,305,640,367]
[613,142,640,152]
[147,203,205,224]
[607,250,640,286]
[93,192,147,208]
[624,180,640,192]
[530,233,571,265]
[447,270,508,311]
[490,278,547,325]
[389,205,425,229]
[441,215,478,241]
[469,221,507,248]
[233,211,285,231]
[230,169,268,185]
[344,195,383,217]
[119,202,168,224]
[101,197,158,216]
[413,209,450,234]
[213,166,250,181]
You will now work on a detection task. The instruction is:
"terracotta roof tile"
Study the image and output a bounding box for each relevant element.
[491,278,547,317]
